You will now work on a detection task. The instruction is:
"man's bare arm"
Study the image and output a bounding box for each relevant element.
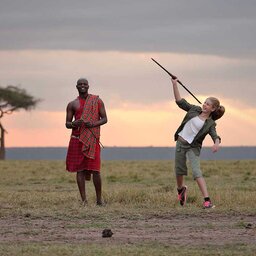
[65,102,75,129]
[87,101,107,128]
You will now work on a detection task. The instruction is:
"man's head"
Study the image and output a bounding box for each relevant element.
[76,78,89,94]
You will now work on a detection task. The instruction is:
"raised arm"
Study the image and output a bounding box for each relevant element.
[171,78,182,102]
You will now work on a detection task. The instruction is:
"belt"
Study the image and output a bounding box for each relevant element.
[178,136,190,145]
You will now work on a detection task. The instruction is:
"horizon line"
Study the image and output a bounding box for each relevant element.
[6,145,256,148]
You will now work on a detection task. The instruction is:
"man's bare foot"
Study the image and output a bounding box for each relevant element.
[82,200,88,206]
[96,201,105,206]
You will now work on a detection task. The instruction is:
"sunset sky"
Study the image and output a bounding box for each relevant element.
[0,1,256,147]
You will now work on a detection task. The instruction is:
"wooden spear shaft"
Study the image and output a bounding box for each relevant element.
[151,58,202,104]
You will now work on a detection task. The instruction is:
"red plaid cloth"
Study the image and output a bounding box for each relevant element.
[66,137,101,172]
[66,96,102,172]
[79,94,100,159]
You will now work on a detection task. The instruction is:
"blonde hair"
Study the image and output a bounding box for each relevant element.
[208,97,225,120]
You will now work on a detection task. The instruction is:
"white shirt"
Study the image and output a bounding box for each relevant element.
[178,116,205,144]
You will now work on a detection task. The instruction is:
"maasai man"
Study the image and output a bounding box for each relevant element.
[65,78,107,206]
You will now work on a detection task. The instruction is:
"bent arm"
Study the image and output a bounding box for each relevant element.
[209,124,221,153]
[65,102,75,129]
[93,101,108,127]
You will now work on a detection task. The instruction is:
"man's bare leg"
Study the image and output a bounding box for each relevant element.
[92,171,102,205]
[76,170,87,204]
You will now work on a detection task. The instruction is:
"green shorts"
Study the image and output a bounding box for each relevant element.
[174,141,202,179]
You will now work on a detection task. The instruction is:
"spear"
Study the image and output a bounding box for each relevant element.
[151,58,202,104]
[88,128,104,148]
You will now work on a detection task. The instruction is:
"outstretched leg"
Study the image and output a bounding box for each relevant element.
[195,177,209,198]
[92,171,102,205]
[186,151,209,197]
[76,170,87,203]
[196,177,215,208]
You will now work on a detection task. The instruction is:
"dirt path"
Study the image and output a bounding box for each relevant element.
[1,212,255,247]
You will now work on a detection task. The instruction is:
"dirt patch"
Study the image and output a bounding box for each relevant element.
[1,212,255,247]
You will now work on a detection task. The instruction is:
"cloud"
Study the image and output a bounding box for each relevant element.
[1,1,255,147]
[0,1,255,58]
[0,50,255,112]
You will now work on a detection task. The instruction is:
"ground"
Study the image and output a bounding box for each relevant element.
[1,159,256,255]
[1,210,255,247]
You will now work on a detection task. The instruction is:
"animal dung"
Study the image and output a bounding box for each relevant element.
[102,228,113,238]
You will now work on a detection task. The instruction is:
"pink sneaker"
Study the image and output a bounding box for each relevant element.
[177,186,187,206]
[203,200,215,209]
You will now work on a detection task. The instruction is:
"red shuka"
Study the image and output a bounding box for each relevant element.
[66,96,102,172]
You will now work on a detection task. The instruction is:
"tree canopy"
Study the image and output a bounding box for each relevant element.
[0,85,40,118]
[0,85,40,160]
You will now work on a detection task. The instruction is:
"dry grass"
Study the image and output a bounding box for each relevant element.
[0,159,256,255]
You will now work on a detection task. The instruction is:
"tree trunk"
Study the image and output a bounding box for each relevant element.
[0,123,5,160]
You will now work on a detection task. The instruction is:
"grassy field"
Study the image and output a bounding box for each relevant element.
[0,159,256,255]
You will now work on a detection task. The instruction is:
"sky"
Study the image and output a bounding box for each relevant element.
[0,0,256,147]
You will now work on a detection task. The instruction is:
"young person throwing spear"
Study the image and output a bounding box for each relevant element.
[171,77,225,208]
[152,58,225,208]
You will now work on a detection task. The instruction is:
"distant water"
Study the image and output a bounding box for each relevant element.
[5,147,256,160]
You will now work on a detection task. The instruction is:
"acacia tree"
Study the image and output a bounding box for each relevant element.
[0,85,40,160]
